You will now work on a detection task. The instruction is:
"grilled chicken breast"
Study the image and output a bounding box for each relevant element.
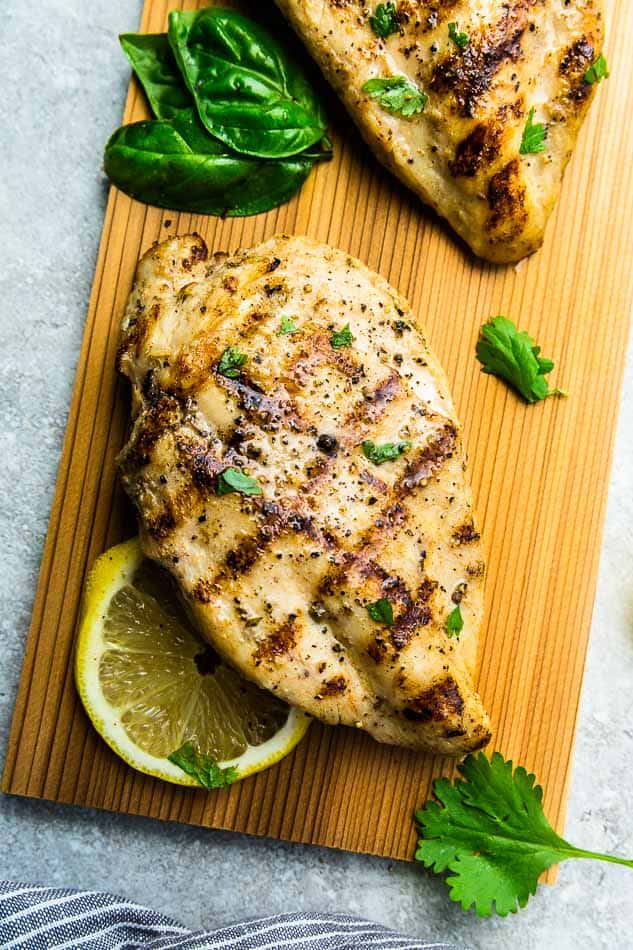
[117,233,491,755]
[275,0,604,263]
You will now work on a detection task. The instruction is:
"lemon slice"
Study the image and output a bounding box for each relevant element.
[75,537,310,787]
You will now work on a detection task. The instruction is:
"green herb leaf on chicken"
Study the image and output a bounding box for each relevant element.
[366,598,395,626]
[519,107,547,155]
[362,440,411,465]
[445,605,464,637]
[330,324,353,348]
[448,23,469,49]
[217,346,248,378]
[584,53,609,85]
[369,3,400,39]
[277,316,300,336]
[362,76,428,117]
[216,468,263,497]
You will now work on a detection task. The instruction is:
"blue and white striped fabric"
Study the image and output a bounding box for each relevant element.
[0,882,467,950]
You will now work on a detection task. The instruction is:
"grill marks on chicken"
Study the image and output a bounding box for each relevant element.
[274,0,604,262]
[430,1,529,118]
[118,233,490,755]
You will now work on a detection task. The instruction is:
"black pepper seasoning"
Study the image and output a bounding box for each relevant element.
[316,434,339,456]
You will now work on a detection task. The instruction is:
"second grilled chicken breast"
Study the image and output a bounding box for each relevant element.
[275,0,604,263]
[118,233,491,755]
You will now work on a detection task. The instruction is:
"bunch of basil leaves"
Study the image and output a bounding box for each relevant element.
[104,7,331,216]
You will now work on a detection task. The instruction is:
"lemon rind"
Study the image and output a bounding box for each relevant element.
[74,537,310,787]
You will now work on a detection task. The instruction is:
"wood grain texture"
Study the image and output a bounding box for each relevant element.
[3,0,633,868]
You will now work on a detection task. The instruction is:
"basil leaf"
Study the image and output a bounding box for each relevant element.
[168,8,327,158]
[366,598,394,626]
[168,742,238,789]
[104,118,322,217]
[217,467,263,497]
[119,33,192,120]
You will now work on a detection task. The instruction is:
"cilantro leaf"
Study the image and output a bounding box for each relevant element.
[445,604,464,637]
[584,53,609,85]
[217,345,248,378]
[366,597,394,625]
[217,467,262,497]
[519,107,547,155]
[448,22,469,48]
[369,2,400,39]
[330,323,353,348]
[476,316,566,404]
[362,440,411,464]
[277,316,300,336]
[415,751,633,917]
[362,76,428,117]
[168,742,238,789]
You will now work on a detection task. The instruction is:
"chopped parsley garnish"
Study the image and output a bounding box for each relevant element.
[277,316,300,336]
[217,345,248,378]
[362,440,412,465]
[445,604,464,637]
[448,22,469,48]
[362,76,428,117]
[476,316,566,404]
[415,751,633,918]
[584,53,609,85]
[366,597,394,626]
[168,742,238,789]
[330,323,353,348]
[216,467,262,497]
[519,107,547,155]
[369,2,400,39]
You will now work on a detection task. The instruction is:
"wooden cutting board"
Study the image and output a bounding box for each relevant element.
[3,0,632,866]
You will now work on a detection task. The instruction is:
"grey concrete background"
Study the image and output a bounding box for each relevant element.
[1,3,631,948]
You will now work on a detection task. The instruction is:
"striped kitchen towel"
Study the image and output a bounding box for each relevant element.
[0,881,467,950]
